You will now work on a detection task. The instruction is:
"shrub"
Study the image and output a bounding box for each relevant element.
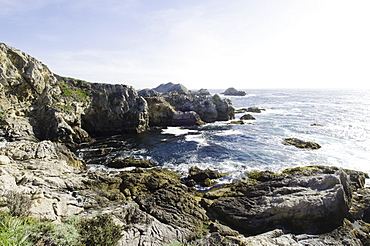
[26,221,80,246]
[78,214,122,246]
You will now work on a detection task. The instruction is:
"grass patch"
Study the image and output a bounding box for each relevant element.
[59,82,90,101]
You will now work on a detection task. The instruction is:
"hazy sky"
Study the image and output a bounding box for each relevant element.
[1,0,370,89]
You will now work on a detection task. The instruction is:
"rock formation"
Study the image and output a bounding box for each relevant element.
[283,138,321,150]
[222,87,247,96]
[0,43,149,146]
[2,43,370,246]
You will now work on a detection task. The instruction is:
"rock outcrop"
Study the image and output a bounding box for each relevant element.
[141,83,235,126]
[283,138,321,150]
[222,87,246,96]
[203,166,363,236]
[0,43,149,145]
[153,82,190,95]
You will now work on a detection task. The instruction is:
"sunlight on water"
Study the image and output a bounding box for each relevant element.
[77,89,370,183]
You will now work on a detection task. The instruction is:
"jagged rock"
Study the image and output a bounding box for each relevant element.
[205,166,361,235]
[82,83,149,135]
[221,87,246,96]
[1,140,83,168]
[0,43,150,144]
[240,114,256,120]
[137,88,162,97]
[172,111,205,126]
[185,166,223,187]
[135,184,208,232]
[107,158,154,169]
[79,202,191,246]
[191,88,211,96]
[153,82,190,95]
[143,97,176,126]
[283,138,321,150]
[212,94,235,121]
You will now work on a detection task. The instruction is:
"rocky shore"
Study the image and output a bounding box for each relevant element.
[1,43,370,245]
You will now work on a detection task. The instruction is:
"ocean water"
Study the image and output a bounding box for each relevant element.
[76,89,370,183]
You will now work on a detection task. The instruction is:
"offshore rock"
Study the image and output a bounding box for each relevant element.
[283,138,321,150]
[221,87,246,96]
[204,166,357,235]
[240,114,256,120]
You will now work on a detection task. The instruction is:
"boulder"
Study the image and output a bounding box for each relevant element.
[172,111,205,126]
[185,166,224,187]
[205,166,358,235]
[221,87,246,96]
[240,114,256,120]
[283,138,321,150]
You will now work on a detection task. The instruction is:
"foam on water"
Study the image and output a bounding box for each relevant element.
[76,89,370,185]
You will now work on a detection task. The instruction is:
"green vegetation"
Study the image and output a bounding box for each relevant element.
[57,104,75,113]
[78,214,122,246]
[282,166,320,175]
[0,212,122,246]
[58,81,90,101]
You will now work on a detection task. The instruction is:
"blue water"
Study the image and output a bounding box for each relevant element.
[77,89,370,182]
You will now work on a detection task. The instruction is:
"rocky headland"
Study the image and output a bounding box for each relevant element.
[1,43,370,245]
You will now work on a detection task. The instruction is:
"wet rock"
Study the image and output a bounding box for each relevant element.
[185,166,224,187]
[107,158,154,168]
[228,120,244,125]
[235,107,266,114]
[311,123,324,127]
[240,114,256,120]
[283,137,321,150]
[221,87,246,96]
[172,111,205,126]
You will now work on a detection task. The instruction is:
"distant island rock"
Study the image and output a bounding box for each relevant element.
[221,87,247,96]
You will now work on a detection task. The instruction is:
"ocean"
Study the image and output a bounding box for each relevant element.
[76,89,370,185]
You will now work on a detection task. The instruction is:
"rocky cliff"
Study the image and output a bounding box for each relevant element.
[0,43,149,146]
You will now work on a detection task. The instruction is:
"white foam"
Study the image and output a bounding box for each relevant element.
[185,134,208,146]
[218,129,243,136]
[161,127,198,136]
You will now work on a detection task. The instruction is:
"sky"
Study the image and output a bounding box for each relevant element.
[1,0,370,89]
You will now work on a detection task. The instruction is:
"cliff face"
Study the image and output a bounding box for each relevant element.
[0,43,149,145]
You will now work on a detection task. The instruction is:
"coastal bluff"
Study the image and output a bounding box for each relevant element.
[1,43,370,245]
